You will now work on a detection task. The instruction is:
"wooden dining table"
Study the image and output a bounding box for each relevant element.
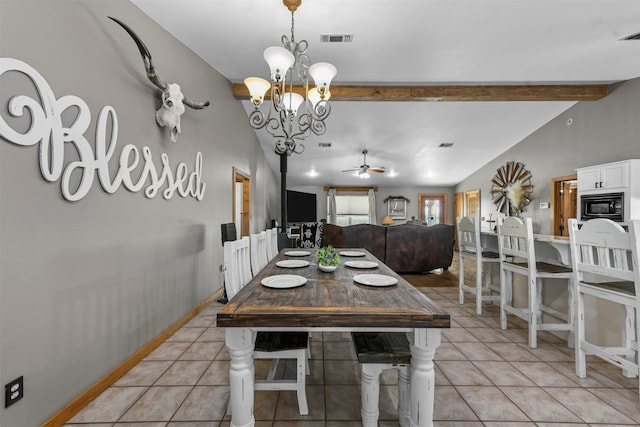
[217,248,450,427]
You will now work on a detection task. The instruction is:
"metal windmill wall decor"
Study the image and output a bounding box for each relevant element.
[490,161,534,216]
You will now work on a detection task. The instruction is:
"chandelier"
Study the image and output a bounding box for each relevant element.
[244,0,337,156]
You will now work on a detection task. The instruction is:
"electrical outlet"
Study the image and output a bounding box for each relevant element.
[5,376,23,408]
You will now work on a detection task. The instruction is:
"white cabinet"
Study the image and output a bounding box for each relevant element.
[576,159,640,221]
[577,161,629,192]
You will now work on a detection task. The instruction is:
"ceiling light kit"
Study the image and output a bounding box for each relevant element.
[244,0,337,156]
[342,149,386,179]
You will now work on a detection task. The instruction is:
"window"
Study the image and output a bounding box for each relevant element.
[331,195,370,226]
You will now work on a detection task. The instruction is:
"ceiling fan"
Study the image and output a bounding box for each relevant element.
[342,149,386,178]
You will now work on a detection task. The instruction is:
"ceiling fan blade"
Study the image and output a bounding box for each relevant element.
[370,168,385,173]
[341,168,360,172]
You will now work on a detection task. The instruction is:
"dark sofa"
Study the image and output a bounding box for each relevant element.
[321,222,455,274]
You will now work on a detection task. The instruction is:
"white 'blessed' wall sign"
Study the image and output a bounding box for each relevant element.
[0,58,206,202]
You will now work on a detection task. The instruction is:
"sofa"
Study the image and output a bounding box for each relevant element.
[321,222,455,274]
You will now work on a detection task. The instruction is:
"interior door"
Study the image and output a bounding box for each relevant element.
[551,174,577,236]
[454,192,464,250]
[418,193,447,225]
[464,189,480,219]
[233,167,251,237]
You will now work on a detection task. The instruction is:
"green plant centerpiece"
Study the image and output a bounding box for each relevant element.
[316,245,340,272]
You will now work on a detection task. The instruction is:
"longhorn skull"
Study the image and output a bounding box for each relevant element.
[109,16,210,142]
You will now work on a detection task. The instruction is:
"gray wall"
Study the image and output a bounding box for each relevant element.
[455,78,640,233]
[0,1,279,426]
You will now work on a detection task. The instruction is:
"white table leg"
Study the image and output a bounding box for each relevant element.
[409,328,442,427]
[226,328,256,427]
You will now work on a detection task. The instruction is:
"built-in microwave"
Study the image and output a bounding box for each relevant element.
[580,192,624,222]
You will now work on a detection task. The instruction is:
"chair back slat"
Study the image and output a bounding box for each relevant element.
[457,216,480,254]
[498,217,535,263]
[250,231,269,275]
[569,218,639,284]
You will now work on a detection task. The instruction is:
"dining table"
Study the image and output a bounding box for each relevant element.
[216,248,450,427]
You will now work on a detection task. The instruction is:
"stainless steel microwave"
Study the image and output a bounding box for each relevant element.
[580,192,624,222]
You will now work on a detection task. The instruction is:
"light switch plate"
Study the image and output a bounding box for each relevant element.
[539,202,550,209]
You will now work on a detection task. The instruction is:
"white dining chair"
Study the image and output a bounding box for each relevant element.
[497,216,574,348]
[224,235,310,415]
[457,216,501,315]
[568,218,640,392]
[351,332,411,427]
[250,231,269,275]
[265,227,279,261]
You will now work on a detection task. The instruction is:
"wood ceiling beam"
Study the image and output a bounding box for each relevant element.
[232,83,608,102]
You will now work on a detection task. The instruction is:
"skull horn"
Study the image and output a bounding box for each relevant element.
[109,16,168,91]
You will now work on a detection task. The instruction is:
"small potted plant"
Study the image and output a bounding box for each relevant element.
[316,245,340,272]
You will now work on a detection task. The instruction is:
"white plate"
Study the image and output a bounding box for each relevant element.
[339,251,366,257]
[285,250,311,257]
[354,274,398,287]
[276,260,310,268]
[345,260,379,269]
[261,275,307,289]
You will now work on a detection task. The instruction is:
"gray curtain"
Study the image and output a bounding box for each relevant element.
[368,188,377,224]
[327,188,337,224]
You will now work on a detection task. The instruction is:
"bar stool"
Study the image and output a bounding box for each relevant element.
[569,218,640,395]
[352,332,411,427]
[457,216,501,315]
[497,216,574,348]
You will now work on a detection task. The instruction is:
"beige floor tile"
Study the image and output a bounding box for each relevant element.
[323,360,361,385]
[499,386,581,422]
[155,361,210,386]
[433,385,479,421]
[67,386,147,423]
[545,387,636,424]
[548,361,626,389]
[488,343,539,361]
[584,387,640,424]
[456,386,529,421]
[519,342,574,362]
[172,385,229,421]
[473,361,535,386]
[510,361,579,387]
[184,315,217,328]
[179,341,225,360]
[437,360,492,386]
[324,385,361,421]
[197,327,226,342]
[198,360,230,385]
[113,361,173,386]
[144,341,191,361]
[168,328,207,342]
[467,327,512,342]
[442,327,480,342]
[453,342,504,361]
[275,385,325,420]
[434,342,468,361]
[119,386,192,422]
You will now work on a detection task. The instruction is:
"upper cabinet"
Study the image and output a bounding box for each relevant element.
[577,160,632,193]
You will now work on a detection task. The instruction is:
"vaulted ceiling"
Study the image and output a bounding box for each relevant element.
[131,0,640,186]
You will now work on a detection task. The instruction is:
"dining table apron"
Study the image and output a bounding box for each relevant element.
[217,248,451,427]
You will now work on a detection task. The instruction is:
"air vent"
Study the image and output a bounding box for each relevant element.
[318,142,332,148]
[320,34,354,43]
[439,143,454,148]
[621,31,640,40]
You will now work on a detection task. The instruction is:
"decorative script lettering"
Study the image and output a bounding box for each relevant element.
[0,58,206,201]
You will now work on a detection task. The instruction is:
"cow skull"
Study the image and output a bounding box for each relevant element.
[109,17,210,142]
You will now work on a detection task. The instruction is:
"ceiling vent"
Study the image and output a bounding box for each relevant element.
[621,31,640,40]
[320,34,354,43]
[318,142,332,148]
[439,143,454,148]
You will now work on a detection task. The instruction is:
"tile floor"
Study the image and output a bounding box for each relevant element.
[64,286,640,427]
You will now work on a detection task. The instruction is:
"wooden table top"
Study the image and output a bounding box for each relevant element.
[217,248,450,329]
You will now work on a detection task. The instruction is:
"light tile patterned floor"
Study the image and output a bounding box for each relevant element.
[64,286,640,427]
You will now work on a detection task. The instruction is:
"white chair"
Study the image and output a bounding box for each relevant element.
[568,218,640,391]
[224,235,309,416]
[498,216,574,348]
[223,236,251,299]
[351,332,411,427]
[250,231,269,275]
[265,227,279,261]
[457,216,501,314]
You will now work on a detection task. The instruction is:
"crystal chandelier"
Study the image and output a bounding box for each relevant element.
[244,0,337,156]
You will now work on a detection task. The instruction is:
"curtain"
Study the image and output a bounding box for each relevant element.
[368,188,377,224]
[327,188,337,224]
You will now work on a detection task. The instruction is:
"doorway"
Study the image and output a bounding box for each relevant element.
[464,189,481,219]
[233,167,251,237]
[551,174,577,236]
[418,193,447,225]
